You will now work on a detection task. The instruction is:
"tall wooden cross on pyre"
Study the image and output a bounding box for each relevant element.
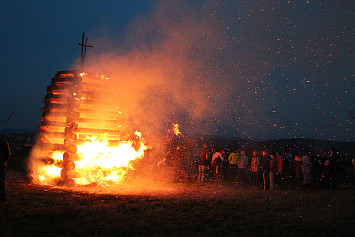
[79,32,94,72]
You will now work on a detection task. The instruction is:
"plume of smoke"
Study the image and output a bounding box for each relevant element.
[83,0,353,142]
[83,1,237,143]
[28,0,353,192]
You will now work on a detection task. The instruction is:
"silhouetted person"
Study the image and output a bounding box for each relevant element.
[250,151,261,188]
[0,136,11,202]
[173,146,184,182]
[275,151,284,187]
[238,150,249,184]
[260,150,270,190]
[302,150,312,186]
[211,149,224,186]
[294,153,303,187]
[228,148,240,182]
[328,148,339,190]
[198,143,209,183]
[269,152,277,190]
[321,160,331,189]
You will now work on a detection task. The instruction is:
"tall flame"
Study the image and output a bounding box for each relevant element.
[30,71,149,187]
[172,123,181,136]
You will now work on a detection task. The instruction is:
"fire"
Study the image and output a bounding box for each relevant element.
[30,71,149,187]
[32,135,147,186]
[73,136,147,185]
[172,123,181,136]
[35,164,62,185]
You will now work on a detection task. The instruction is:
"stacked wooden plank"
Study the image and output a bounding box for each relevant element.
[38,70,121,185]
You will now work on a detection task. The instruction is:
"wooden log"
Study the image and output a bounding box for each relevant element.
[76,123,120,131]
[41,116,67,123]
[36,141,65,151]
[42,104,69,110]
[63,151,80,161]
[46,84,83,91]
[41,120,67,127]
[39,125,65,133]
[52,76,81,83]
[42,98,68,105]
[75,127,120,135]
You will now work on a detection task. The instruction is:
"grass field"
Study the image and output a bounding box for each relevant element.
[1,170,355,237]
[1,149,355,236]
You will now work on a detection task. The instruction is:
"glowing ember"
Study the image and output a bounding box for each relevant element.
[172,123,181,136]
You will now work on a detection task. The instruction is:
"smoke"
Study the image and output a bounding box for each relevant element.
[83,1,234,142]
[82,0,353,141]
[27,0,353,191]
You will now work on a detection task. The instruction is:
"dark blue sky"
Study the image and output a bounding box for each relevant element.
[0,0,354,141]
[0,0,152,129]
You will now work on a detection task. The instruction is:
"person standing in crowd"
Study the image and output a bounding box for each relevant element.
[283,150,293,182]
[211,149,224,186]
[302,150,312,186]
[321,159,332,189]
[260,150,270,190]
[328,148,339,190]
[173,146,183,182]
[198,143,209,183]
[238,151,249,184]
[275,151,283,187]
[228,148,240,182]
[269,152,277,190]
[0,136,11,203]
[294,153,303,187]
[220,149,228,181]
[250,151,261,188]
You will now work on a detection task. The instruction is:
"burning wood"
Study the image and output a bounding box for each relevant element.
[29,70,148,187]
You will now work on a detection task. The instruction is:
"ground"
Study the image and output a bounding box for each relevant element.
[1,171,355,237]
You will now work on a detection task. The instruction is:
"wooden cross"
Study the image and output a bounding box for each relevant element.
[79,32,94,72]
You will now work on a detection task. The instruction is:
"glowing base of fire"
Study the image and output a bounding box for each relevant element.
[32,135,147,187]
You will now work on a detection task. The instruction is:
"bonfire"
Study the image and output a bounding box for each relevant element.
[29,71,148,187]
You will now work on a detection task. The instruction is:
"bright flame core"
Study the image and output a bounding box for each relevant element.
[31,71,149,187]
[33,136,147,186]
[73,137,147,185]
[172,123,181,136]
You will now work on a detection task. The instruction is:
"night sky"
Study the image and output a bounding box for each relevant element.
[0,0,353,142]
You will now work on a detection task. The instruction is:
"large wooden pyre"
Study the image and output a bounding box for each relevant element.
[37,70,121,186]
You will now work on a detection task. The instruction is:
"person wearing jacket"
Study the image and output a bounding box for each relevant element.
[260,150,270,190]
[211,150,224,185]
[269,152,277,190]
[302,150,312,186]
[250,151,261,188]
[238,151,249,183]
[228,149,239,182]
[0,136,11,203]
[198,143,209,183]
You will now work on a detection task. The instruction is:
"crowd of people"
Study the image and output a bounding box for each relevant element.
[195,143,352,190]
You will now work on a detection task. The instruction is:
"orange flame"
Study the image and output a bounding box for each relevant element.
[172,123,181,136]
[73,136,147,185]
[31,71,149,187]
[32,135,147,186]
